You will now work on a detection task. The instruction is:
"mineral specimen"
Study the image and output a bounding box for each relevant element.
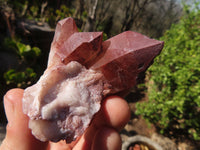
[22,17,164,143]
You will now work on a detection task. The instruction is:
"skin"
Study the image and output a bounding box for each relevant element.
[0,88,130,150]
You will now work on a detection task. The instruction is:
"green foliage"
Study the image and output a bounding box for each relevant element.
[2,38,41,89]
[136,3,200,140]
[46,4,75,27]
[55,5,75,21]
[30,5,39,18]
[5,0,75,27]
[4,68,37,88]
[3,38,41,63]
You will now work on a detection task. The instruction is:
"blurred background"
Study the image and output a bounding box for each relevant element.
[0,0,200,149]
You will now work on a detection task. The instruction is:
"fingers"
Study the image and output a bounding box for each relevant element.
[0,89,48,150]
[1,89,130,150]
[73,96,130,150]
[47,138,79,150]
[91,127,121,150]
[47,141,73,150]
[100,96,131,130]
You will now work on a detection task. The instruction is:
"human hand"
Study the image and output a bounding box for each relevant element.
[0,88,130,150]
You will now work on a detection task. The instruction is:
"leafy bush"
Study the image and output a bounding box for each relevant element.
[4,68,37,88]
[45,4,76,27]
[4,38,41,62]
[136,3,200,140]
[1,38,41,89]
[5,0,77,27]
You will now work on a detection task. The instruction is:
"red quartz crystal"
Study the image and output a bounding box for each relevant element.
[22,17,164,143]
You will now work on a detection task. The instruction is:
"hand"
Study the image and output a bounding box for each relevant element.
[0,88,130,150]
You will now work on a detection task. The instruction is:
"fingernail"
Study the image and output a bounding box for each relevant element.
[4,93,15,127]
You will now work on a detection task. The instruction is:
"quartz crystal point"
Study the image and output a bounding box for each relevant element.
[22,17,164,143]
[92,31,164,93]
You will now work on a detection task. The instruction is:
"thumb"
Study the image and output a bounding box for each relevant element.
[0,88,48,150]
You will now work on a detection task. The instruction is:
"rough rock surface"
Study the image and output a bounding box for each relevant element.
[22,17,164,143]
[23,61,108,142]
